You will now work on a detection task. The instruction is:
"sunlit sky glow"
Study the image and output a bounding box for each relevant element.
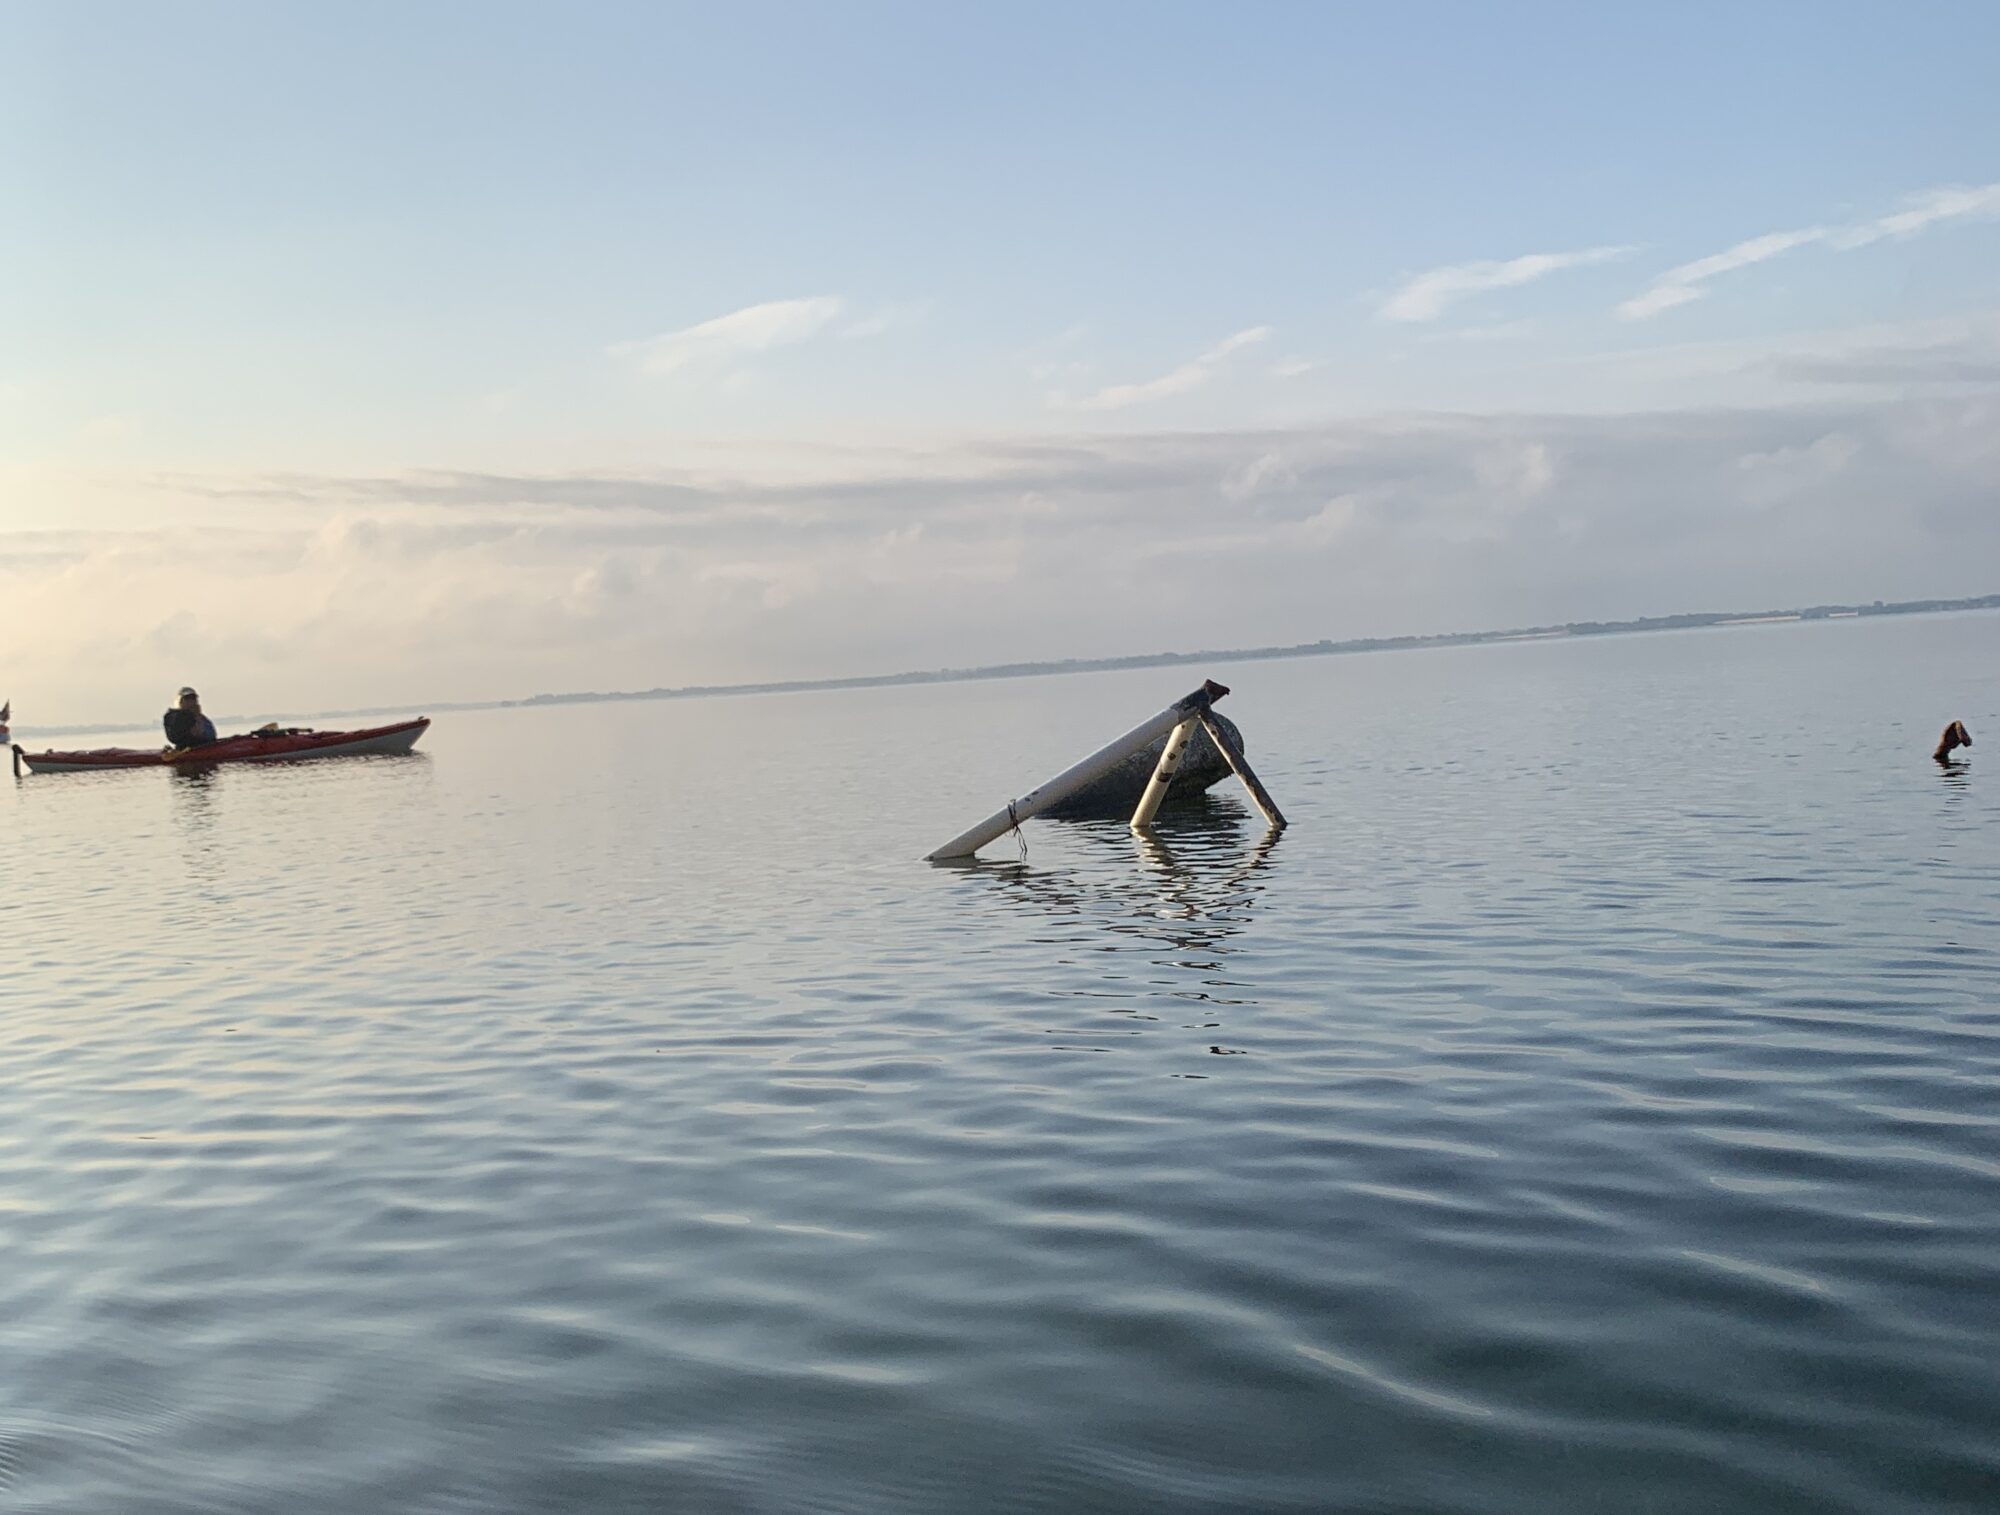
[5,1,1998,724]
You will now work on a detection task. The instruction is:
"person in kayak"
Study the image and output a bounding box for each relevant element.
[163,687,218,749]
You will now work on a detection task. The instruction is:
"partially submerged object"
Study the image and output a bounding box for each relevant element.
[926,680,1284,860]
[12,717,430,775]
[1042,710,1242,818]
[1934,720,1972,763]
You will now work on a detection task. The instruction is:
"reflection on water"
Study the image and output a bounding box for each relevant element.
[949,801,1281,1029]
[168,764,219,830]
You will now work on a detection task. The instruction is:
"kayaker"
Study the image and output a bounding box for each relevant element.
[163,687,218,749]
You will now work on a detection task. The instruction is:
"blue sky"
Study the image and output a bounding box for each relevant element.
[4,2,1998,721]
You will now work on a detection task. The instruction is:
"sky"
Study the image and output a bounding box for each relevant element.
[4,1,1998,724]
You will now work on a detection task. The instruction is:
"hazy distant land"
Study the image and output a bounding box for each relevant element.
[21,591,1999,739]
[504,591,2000,713]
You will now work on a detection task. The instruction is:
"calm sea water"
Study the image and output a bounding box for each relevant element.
[4,613,1997,1514]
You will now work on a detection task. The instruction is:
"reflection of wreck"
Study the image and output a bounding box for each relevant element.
[1010,808,1285,964]
[1042,711,1243,818]
[947,809,1285,1061]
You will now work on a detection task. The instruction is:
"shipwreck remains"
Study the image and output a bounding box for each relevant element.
[1041,709,1243,818]
[925,679,1285,861]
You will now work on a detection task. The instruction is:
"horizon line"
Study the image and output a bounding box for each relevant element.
[14,589,1996,742]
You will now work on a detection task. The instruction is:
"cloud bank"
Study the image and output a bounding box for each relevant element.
[8,387,1996,726]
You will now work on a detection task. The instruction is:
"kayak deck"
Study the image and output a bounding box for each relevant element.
[13,717,430,774]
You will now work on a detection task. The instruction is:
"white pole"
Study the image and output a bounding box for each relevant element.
[1198,711,1287,832]
[1129,717,1197,829]
[926,680,1229,860]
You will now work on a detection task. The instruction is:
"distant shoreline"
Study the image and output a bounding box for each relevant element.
[20,591,1999,740]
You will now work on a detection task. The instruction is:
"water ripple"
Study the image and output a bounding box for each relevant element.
[5,618,2000,1511]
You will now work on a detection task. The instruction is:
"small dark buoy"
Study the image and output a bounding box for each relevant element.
[1934,721,1972,762]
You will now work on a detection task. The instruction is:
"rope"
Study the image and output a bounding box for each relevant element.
[1007,800,1028,863]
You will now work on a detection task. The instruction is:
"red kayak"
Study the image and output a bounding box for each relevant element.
[12,717,430,775]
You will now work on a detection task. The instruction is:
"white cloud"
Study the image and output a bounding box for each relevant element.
[1271,357,1321,379]
[608,296,846,376]
[1620,182,2000,320]
[1381,246,1632,323]
[838,299,932,339]
[1474,439,1556,500]
[1059,326,1272,412]
[1834,182,2000,248]
[1222,451,1295,501]
[1618,228,1829,320]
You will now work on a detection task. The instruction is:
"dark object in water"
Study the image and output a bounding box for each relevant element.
[1934,720,1972,762]
[1042,711,1243,819]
